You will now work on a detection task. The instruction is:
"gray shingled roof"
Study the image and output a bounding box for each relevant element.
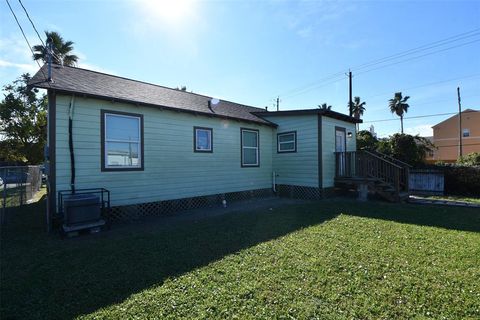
[29,64,275,126]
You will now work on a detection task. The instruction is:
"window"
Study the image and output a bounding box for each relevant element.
[277,131,297,153]
[194,127,213,152]
[463,128,470,137]
[241,128,259,167]
[101,110,143,171]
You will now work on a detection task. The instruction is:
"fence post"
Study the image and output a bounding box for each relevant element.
[405,167,410,192]
[395,168,400,195]
[1,168,6,225]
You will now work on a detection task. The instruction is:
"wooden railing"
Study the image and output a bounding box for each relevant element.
[335,151,410,194]
[368,150,412,169]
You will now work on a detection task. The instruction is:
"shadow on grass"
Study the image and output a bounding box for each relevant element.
[2,198,479,320]
[0,199,337,320]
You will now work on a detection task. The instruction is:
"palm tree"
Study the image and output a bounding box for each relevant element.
[318,103,332,110]
[389,92,410,134]
[33,31,78,66]
[349,96,366,131]
[350,96,366,119]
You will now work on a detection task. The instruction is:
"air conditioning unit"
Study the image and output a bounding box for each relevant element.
[58,188,110,236]
[63,193,102,225]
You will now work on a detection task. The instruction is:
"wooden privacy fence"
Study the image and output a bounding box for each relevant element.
[409,169,444,195]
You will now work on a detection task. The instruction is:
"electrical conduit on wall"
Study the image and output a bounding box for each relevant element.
[68,95,76,193]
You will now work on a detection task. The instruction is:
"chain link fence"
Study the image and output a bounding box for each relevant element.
[1,166,43,224]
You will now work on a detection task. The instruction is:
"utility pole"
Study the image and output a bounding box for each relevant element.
[457,87,463,158]
[276,96,280,111]
[46,37,53,82]
[348,70,353,116]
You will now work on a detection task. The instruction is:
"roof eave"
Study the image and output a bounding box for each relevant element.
[253,109,362,124]
[44,87,277,128]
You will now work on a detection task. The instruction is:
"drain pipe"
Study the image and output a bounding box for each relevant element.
[68,95,76,193]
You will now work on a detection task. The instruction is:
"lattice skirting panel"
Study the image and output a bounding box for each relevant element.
[108,188,274,222]
[276,185,337,200]
[276,185,321,200]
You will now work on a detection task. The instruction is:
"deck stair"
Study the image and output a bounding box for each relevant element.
[334,150,411,202]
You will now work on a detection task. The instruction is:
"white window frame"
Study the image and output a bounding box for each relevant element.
[104,112,142,169]
[277,131,297,153]
[194,127,213,152]
[463,128,470,137]
[241,128,259,167]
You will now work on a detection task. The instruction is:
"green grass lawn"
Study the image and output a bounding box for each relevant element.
[1,198,479,319]
[421,195,480,204]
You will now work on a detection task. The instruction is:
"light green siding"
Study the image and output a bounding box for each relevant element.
[55,95,274,206]
[262,115,319,188]
[322,117,357,188]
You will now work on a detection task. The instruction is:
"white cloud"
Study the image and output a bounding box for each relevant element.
[0,59,38,74]
[297,27,312,39]
[404,124,433,137]
[274,0,357,42]
[0,34,41,83]
[0,37,35,62]
[77,62,116,75]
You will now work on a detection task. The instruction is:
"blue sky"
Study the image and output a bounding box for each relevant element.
[1,0,479,137]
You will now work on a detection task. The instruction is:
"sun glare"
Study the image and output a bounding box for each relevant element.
[140,0,196,24]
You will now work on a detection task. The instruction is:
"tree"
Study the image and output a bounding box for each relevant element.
[389,92,410,134]
[349,96,366,131]
[32,31,78,66]
[0,74,47,164]
[376,133,433,166]
[356,130,378,151]
[350,96,366,120]
[318,103,332,110]
[457,152,480,166]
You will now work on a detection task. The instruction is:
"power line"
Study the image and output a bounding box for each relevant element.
[273,28,480,101]
[354,38,480,77]
[352,30,480,73]
[4,0,42,71]
[280,72,347,99]
[17,0,62,64]
[17,0,44,46]
[365,93,480,114]
[281,36,479,102]
[282,75,346,100]
[362,110,477,124]
[364,74,480,101]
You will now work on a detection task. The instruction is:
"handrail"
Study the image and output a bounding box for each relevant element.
[369,150,412,168]
[334,150,410,200]
[362,150,402,169]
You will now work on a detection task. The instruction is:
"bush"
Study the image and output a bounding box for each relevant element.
[356,130,378,151]
[377,134,434,166]
[457,152,480,166]
[442,165,480,197]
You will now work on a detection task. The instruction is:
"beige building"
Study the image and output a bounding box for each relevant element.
[427,109,480,163]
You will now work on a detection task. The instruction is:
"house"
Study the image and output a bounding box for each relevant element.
[29,64,359,224]
[427,109,480,163]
